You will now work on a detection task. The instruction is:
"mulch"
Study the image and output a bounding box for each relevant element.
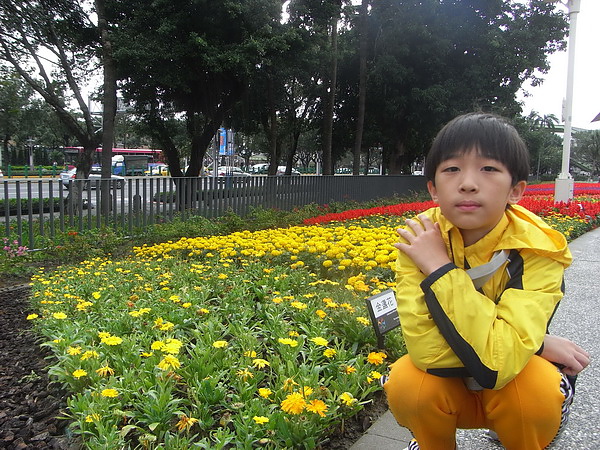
[0,283,78,450]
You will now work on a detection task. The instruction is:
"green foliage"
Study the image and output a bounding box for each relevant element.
[574,130,600,176]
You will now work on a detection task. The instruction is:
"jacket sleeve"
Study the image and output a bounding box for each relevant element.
[396,248,565,390]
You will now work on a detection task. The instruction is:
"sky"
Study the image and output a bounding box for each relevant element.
[519,0,600,130]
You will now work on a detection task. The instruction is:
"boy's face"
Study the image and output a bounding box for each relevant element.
[427,148,526,246]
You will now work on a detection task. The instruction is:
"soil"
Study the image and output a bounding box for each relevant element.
[0,278,387,450]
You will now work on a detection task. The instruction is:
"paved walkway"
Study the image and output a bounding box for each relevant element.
[351,227,600,449]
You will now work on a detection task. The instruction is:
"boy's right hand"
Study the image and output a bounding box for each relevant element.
[541,335,590,376]
[394,214,451,276]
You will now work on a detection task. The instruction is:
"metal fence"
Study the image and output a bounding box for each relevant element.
[1,175,427,248]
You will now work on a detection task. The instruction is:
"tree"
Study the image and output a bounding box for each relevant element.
[0,0,102,177]
[352,0,369,175]
[0,67,32,166]
[515,112,562,178]
[358,0,568,174]
[112,0,286,178]
[574,130,600,177]
[94,0,119,214]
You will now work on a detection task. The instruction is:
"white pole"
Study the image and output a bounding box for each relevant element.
[554,0,581,203]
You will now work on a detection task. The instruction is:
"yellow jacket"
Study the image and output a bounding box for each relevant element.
[394,204,572,389]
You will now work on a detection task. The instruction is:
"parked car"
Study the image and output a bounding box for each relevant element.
[145,164,169,176]
[60,167,125,189]
[276,166,301,176]
[250,163,269,174]
[214,166,251,177]
[250,164,300,175]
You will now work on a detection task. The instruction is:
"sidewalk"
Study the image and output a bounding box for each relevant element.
[351,227,600,449]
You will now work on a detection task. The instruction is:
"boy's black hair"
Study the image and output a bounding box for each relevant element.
[425,112,530,186]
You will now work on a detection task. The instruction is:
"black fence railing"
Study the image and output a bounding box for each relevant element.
[1,175,427,249]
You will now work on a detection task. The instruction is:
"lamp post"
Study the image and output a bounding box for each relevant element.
[551,0,581,202]
[27,138,35,170]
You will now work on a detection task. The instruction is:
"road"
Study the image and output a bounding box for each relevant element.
[0,177,175,201]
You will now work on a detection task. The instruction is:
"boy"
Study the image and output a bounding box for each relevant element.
[383,113,589,450]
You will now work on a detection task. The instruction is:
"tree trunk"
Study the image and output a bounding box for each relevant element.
[353,0,368,176]
[265,76,278,176]
[388,138,409,174]
[2,134,10,167]
[321,3,340,176]
[96,0,117,216]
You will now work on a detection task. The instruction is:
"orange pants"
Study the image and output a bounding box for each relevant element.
[384,355,564,450]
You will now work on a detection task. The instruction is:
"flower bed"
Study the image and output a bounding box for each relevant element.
[27,187,600,448]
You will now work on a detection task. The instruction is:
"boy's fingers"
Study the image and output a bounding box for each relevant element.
[417,214,432,228]
[574,351,590,369]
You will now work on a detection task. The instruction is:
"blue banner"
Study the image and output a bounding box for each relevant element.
[218,128,227,155]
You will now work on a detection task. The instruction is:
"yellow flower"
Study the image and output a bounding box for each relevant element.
[80,350,99,361]
[212,340,228,348]
[67,346,82,355]
[290,301,307,310]
[283,377,299,392]
[96,365,115,377]
[198,308,210,315]
[236,368,254,381]
[306,399,328,417]
[85,413,101,423]
[92,291,101,299]
[140,352,153,358]
[101,388,119,398]
[157,355,181,370]
[151,340,165,351]
[252,358,270,369]
[176,414,199,431]
[344,366,357,374]
[271,297,283,304]
[218,273,228,279]
[97,332,111,339]
[258,388,273,398]
[243,350,257,358]
[310,337,329,347]
[76,301,93,311]
[72,369,87,378]
[300,386,314,397]
[253,416,269,425]
[129,307,151,317]
[367,370,383,383]
[280,392,306,415]
[52,312,67,319]
[322,260,333,268]
[153,317,174,331]
[356,316,370,326]
[101,335,123,346]
[288,330,299,337]
[367,351,387,365]
[278,338,298,347]
[340,392,357,406]
[316,309,327,319]
[323,348,337,358]
[26,314,39,320]
[182,302,192,308]
[163,338,183,354]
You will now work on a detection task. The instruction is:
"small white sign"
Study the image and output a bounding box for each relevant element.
[365,289,400,336]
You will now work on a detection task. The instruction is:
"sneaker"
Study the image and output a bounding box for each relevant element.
[379,374,389,387]
[403,438,420,450]
[546,371,575,447]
